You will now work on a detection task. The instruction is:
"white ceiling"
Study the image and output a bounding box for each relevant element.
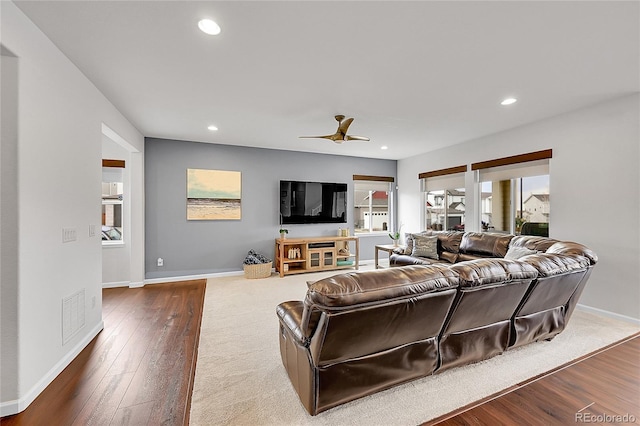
[14,1,639,160]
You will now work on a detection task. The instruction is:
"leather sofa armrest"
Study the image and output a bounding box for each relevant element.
[546,241,598,265]
[276,301,308,346]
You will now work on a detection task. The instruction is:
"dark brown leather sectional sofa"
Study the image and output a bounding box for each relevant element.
[276,232,597,415]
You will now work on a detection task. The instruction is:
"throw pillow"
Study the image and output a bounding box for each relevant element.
[504,246,539,260]
[411,235,439,260]
[403,233,415,255]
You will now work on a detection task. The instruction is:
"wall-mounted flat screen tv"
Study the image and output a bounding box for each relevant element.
[280,180,347,224]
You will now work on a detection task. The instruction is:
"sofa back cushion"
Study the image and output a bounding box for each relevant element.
[459,232,514,258]
[306,265,457,307]
[444,258,538,332]
[546,241,598,265]
[305,265,459,366]
[509,235,558,253]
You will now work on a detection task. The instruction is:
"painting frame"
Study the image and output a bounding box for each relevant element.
[187,168,242,220]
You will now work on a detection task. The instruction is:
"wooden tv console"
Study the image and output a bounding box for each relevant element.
[275,236,359,278]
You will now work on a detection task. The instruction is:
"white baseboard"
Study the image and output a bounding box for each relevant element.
[102,280,130,288]
[0,321,104,417]
[144,270,244,285]
[143,262,378,286]
[577,304,640,325]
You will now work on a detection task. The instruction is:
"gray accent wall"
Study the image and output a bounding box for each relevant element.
[145,138,397,279]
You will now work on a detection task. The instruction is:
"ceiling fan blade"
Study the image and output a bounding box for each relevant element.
[337,117,354,135]
[345,135,370,141]
[299,135,335,140]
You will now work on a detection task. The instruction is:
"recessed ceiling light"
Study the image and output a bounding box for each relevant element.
[198,19,221,36]
[207,125,218,131]
[381,146,388,150]
[501,97,517,106]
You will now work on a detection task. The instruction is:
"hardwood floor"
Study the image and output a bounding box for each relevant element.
[2,280,637,426]
[426,333,640,425]
[1,280,206,426]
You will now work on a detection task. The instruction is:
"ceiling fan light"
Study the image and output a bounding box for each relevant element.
[198,19,221,35]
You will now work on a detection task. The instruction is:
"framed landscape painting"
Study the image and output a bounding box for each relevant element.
[187,169,241,220]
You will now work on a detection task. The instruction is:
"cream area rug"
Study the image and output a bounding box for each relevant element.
[189,267,640,426]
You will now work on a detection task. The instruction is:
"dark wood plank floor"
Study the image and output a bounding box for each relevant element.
[1,280,206,426]
[427,333,640,425]
[2,280,638,426]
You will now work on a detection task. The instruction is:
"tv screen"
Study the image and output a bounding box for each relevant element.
[280,180,347,224]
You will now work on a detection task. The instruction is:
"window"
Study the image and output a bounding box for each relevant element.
[420,166,467,231]
[424,188,466,231]
[102,160,124,244]
[474,150,551,236]
[353,175,394,234]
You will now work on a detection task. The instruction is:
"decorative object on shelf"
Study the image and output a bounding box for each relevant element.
[279,228,289,239]
[243,249,272,279]
[288,248,301,259]
[187,168,242,220]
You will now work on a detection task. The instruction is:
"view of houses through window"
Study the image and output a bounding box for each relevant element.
[480,175,550,236]
[424,188,466,231]
[354,179,393,234]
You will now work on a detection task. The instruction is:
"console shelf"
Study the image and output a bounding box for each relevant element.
[275,236,359,278]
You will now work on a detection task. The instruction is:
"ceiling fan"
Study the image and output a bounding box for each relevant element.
[299,115,370,144]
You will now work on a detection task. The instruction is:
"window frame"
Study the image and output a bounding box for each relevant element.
[473,150,551,235]
[353,175,395,235]
[102,159,125,246]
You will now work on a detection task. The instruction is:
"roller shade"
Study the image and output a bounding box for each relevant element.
[421,173,465,192]
[478,159,549,182]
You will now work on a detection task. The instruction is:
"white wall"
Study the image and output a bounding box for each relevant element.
[1,50,20,406]
[398,94,640,320]
[0,2,144,415]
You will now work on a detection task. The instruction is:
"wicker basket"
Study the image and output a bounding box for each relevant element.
[243,262,273,279]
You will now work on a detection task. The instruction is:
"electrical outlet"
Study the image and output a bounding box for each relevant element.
[157,258,164,267]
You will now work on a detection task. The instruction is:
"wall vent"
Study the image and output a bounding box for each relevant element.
[62,289,85,345]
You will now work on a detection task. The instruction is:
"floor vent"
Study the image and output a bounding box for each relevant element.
[62,289,85,345]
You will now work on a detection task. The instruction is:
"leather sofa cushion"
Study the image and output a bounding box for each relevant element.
[520,252,591,277]
[389,253,433,266]
[450,258,538,287]
[439,251,458,264]
[509,235,558,252]
[546,241,598,265]
[460,232,514,257]
[433,231,464,254]
[306,265,459,308]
